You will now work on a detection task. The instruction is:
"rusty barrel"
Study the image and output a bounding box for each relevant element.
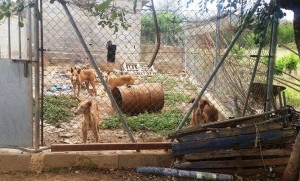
[111,83,164,115]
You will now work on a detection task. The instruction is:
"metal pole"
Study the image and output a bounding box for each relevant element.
[8,16,11,59]
[174,0,262,133]
[18,13,22,59]
[57,0,136,143]
[34,0,40,150]
[242,21,269,116]
[265,10,279,112]
[40,0,45,146]
[213,3,222,93]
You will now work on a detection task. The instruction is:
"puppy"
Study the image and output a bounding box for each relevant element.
[70,67,97,99]
[188,97,219,126]
[103,72,135,91]
[74,99,101,143]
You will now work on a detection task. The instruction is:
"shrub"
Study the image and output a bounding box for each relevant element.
[275,53,300,74]
[101,108,183,135]
[43,95,78,126]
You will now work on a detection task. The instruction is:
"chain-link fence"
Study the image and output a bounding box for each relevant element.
[41,0,279,146]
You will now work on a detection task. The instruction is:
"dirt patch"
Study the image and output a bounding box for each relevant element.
[0,169,191,181]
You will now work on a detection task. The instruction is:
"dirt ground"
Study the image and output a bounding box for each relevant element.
[0,169,195,181]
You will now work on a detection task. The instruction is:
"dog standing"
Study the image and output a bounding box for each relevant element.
[188,97,219,127]
[70,67,97,99]
[104,72,135,91]
[74,99,101,143]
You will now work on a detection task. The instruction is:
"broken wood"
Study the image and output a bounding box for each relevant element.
[184,148,291,161]
[176,124,283,142]
[172,129,294,155]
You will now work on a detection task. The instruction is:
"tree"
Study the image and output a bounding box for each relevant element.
[276,0,300,56]
[141,12,183,45]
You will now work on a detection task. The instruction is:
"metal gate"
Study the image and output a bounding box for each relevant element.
[0,59,32,147]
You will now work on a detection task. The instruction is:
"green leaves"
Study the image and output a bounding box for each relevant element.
[89,0,131,33]
[95,0,113,11]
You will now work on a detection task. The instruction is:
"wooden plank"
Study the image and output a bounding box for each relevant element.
[184,148,291,161]
[177,124,283,142]
[172,129,294,155]
[168,109,288,139]
[51,142,172,152]
[174,157,289,169]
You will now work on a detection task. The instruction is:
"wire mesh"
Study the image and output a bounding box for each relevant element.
[41,0,279,145]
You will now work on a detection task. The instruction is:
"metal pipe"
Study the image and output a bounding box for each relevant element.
[274,79,300,92]
[18,13,22,59]
[39,0,44,146]
[213,3,222,94]
[278,88,283,109]
[137,167,235,181]
[283,91,287,107]
[34,0,40,150]
[275,76,300,88]
[174,0,262,133]
[242,21,269,116]
[265,11,279,112]
[8,16,11,59]
[57,0,136,143]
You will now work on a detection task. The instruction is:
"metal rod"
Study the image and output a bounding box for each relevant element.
[275,76,300,88]
[282,91,287,107]
[279,43,300,57]
[174,0,262,134]
[18,13,22,59]
[8,16,11,59]
[213,3,222,94]
[40,0,45,146]
[274,78,300,92]
[57,0,136,143]
[242,21,269,116]
[34,0,40,150]
[265,11,279,112]
[278,88,283,109]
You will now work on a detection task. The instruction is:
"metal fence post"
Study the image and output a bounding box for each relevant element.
[265,11,279,112]
[34,0,41,150]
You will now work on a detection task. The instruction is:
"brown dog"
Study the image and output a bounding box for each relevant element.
[104,72,135,91]
[74,99,101,143]
[70,67,97,99]
[188,97,219,127]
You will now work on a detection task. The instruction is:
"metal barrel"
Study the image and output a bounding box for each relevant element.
[111,83,164,115]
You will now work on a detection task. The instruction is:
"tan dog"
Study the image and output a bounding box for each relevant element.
[70,67,97,99]
[188,97,219,126]
[74,99,101,143]
[104,72,135,91]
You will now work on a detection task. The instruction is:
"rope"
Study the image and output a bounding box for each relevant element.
[255,123,266,170]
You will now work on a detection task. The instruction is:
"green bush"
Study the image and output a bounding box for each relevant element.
[278,23,295,45]
[275,53,300,74]
[43,95,78,126]
[101,108,183,135]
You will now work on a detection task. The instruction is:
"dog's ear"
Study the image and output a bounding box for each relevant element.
[77,68,81,74]
[71,67,74,73]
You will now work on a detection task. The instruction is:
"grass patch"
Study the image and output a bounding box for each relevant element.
[43,95,78,126]
[285,88,300,108]
[146,74,178,90]
[165,91,190,105]
[101,108,183,135]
